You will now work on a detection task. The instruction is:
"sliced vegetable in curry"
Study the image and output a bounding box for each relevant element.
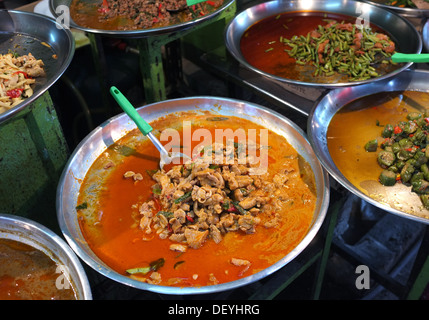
[365,109,429,209]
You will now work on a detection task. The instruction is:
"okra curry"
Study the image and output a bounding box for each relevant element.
[240,11,400,83]
[327,91,429,219]
[76,112,318,287]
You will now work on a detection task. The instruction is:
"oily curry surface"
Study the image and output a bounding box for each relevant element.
[0,239,77,300]
[77,112,317,287]
[327,90,429,219]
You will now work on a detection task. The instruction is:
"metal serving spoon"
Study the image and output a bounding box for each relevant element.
[166,0,211,13]
[110,86,190,170]
[391,53,429,63]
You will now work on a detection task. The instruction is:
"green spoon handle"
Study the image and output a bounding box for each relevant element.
[392,53,429,63]
[110,86,153,136]
[187,0,207,5]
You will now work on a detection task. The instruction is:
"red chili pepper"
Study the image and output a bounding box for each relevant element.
[206,1,215,6]
[393,126,402,134]
[425,118,429,124]
[152,196,161,212]
[98,0,110,13]
[186,215,194,223]
[158,3,163,19]
[6,88,23,98]
[12,71,30,79]
[227,206,237,213]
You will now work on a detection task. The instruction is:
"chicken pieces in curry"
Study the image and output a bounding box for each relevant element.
[131,141,292,250]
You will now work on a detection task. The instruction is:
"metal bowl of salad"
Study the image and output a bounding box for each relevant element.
[308,69,429,224]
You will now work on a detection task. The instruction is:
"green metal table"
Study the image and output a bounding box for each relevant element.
[0,91,69,233]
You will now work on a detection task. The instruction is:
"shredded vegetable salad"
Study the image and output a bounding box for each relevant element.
[0,52,45,114]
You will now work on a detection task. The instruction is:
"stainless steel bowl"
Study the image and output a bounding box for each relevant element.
[225,0,422,88]
[49,0,235,38]
[359,0,429,18]
[0,10,75,124]
[57,96,330,295]
[0,213,92,300]
[308,69,429,225]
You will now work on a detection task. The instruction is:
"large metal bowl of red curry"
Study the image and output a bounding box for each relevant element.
[225,0,421,88]
[56,96,330,294]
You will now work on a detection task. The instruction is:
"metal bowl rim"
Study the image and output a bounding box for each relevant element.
[423,19,429,52]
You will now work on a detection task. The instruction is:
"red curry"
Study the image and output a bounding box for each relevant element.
[77,112,317,287]
[0,239,77,300]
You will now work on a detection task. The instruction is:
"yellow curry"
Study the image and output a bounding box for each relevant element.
[327,90,429,219]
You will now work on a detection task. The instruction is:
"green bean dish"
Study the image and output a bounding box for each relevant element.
[282,20,397,81]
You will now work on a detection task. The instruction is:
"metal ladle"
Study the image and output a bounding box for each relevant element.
[110,86,190,170]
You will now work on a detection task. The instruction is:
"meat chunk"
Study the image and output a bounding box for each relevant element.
[238,215,260,234]
[134,140,298,249]
[169,244,187,253]
[184,228,209,249]
[230,257,250,267]
[210,225,222,244]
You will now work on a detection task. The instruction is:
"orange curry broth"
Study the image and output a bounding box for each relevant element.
[0,239,77,300]
[77,113,317,287]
